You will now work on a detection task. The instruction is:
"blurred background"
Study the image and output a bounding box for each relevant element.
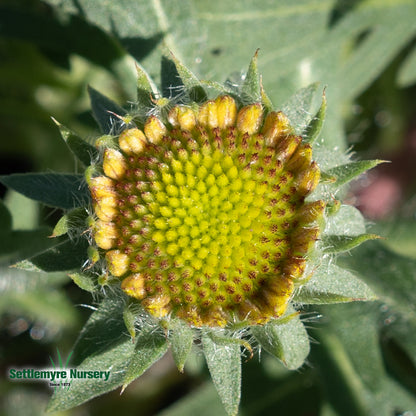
[1,0,416,415]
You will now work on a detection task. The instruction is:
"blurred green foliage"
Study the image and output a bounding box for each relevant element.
[1,0,416,415]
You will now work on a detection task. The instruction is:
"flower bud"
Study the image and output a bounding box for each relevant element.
[103,148,127,180]
[106,250,130,277]
[198,100,218,128]
[121,273,147,299]
[168,106,196,131]
[236,103,263,134]
[261,111,292,145]
[119,128,147,154]
[216,95,237,129]
[94,220,118,249]
[144,116,167,144]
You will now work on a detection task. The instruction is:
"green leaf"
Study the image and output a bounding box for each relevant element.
[71,297,127,365]
[122,302,138,340]
[68,272,96,293]
[51,215,70,238]
[322,234,380,254]
[161,55,184,99]
[47,297,131,411]
[52,118,98,166]
[43,0,416,153]
[202,329,241,416]
[325,199,341,217]
[304,90,326,144]
[136,61,159,109]
[158,382,227,416]
[88,85,126,134]
[0,202,55,263]
[339,241,416,321]
[318,303,389,402]
[0,199,12,234]
[183,347,205,376]
[48,296,167,411]
[121,328,168,392]
[0,266,75,328]
[0,173,90,210]
[375,218,416,260]
[260,78,273,112]
[385,315,416,368]
[0,5,134,92]
[3,191,38,230]
[382,320,416,401]
[4,288,78,329]
[311,328,371,416]
[0,228,55,263]
[241,50,261,103]
[397,44,416,87]
[337,4,416,102]
[294,261,376,304]
[383,378,416,415]
[251,306,310,370]
[169,53,208,102]
[14,237,89,272]
[320,402,339,416]
[319,171,337,184]
[324,204,366,236]
[3,389,51,416]
[51,208,88,238]
[47,335,135,412]
[325,160,386,187]
[168,318,194,372]
[0,266,68,293]
[281,82,319,134]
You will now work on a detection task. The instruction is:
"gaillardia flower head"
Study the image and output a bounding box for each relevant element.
[6,53,377,416]
[89,95,324,328]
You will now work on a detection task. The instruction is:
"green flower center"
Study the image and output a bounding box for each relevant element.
[89,97,323,327]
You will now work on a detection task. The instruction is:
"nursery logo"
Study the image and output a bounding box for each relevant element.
[8,349,111,390]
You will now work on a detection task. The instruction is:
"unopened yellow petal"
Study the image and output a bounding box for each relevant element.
[168,106,196,131]
[142,295,171,318]
[296,161,320,195]
[261,111,292,145]
[260,277,293,315]
[106,250,130,277]
[103,148,127,180]
[94,197,118,221]
[286,144,312,172]
[90,176,117,199]
[237,300,262,323]
[94,220,118,249]
[276,136,301,162]
[283,257,307,279]
[121,273,146,299]
[202,306,227,327]
[177,305,203,327]
[119,128,146,154]
[197,100,218,128]
[144,116,167,144]
[236,103,263,134]
[292,226,320,256]
[296,200,326,225]
[215,95,237,129]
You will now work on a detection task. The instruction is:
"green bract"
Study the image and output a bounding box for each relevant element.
[0,54,381,416]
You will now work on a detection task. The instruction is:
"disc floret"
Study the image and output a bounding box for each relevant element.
[89,95,324,327]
